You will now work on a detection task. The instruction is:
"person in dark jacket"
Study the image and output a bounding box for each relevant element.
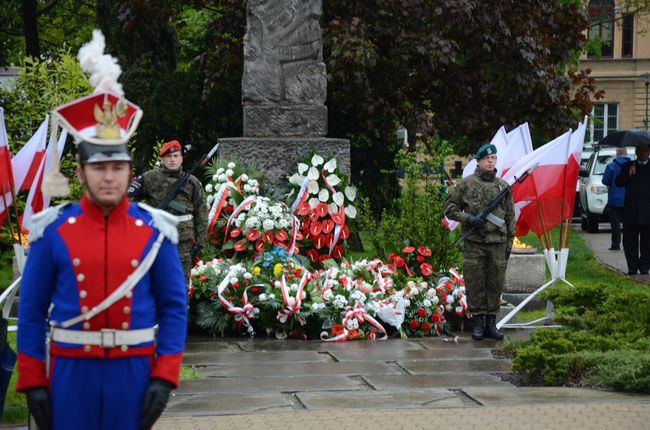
[602,148,631,250]
[615,144,650,275]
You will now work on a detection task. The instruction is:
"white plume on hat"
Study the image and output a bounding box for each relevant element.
[77,29,123,96]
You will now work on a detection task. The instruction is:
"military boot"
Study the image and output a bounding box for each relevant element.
[471,315,485,340]
[484,315,504,340]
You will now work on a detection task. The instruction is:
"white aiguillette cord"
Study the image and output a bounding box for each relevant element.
[58,234,165,329]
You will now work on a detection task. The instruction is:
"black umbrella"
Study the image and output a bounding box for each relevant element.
[598,129,650,147]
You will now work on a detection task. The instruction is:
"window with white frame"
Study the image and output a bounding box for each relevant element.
[588,103,618,143]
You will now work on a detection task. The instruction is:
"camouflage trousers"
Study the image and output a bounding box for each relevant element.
[178,240,193,283]
[462,240,508,315]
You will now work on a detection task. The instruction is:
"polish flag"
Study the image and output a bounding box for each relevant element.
[462,126,509,178]
[562,116,588,222]
[12,116,48,192]
[0,108,14,227]
[21,127,68,233]
[502,123,534,176]
[503,130,573,237]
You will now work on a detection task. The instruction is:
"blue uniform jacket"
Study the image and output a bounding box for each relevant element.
[16,195,187,391]
[602,156,630,208]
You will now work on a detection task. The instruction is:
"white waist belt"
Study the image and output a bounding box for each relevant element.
[51,327,155,348]
[177,214,193,222]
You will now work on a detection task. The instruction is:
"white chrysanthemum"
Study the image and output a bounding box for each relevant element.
[290,283,298,292]
[217,168,224,174]
[205,184,214,193]
[311,303,320,311]
[244,272,252,279]
[212,174,218,181]
[227,162,236,169]
[230,277,238,284]
[225,169,234,176]
[346,319,359,330]
[269,293,275,300]
[240,174,249,182]
[206,195,215,204]
[262,219,275,231]
[423,299,432,308]
[259,293,268,301]
[287,296,296,307]
[323,290,333,301]
[446,296,455,304]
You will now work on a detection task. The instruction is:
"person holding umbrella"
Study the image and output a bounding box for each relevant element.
[602,148,631,251]
[615,141,650,275]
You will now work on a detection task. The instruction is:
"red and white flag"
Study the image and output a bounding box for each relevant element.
[503,130,572,237]
[502,123,534,176]
[22,126,68,233]
[0,108,14,227]
[562,116,588,222]
[12,116,48,192]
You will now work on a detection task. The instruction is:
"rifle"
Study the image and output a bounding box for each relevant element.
[453,164,537,249]
[157,143,219,213]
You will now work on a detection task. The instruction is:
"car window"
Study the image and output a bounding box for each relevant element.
[593,155,614,175]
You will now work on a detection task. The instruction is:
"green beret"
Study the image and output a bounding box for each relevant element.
[475,143,497,160]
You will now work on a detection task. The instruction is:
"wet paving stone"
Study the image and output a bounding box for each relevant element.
[328,346,492,362]
[363,373,512,389]
[196,361,401,378]
[165,392,292,415]
[296,389,465,410]
[177,375,365,394]
[398,358,512,374]
[183,341,244,353]
[235,338,425,352]
[182,350,329,365]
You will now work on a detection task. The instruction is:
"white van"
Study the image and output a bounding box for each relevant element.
[578,146,635,232]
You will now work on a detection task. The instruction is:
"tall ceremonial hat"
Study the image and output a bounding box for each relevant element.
[52,30,142,165]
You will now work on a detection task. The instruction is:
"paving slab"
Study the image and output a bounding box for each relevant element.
[165,391,292,415]
[195,361,401,378]
[182,350,330,365]
[398,358,512,374]
[177,375,364,394]
[235,338,426,352]
[465,386,650,406]
[362,373,511,389]
[296,388,465,410]
[328,346,492,361]
[183,341,244,353]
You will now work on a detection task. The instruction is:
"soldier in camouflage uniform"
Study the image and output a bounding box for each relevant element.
[128,140,208,279]
[444,143,515,341]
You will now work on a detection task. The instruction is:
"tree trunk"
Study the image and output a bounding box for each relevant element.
[23,0,40,58]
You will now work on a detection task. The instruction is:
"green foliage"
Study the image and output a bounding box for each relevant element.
[359,140,461,271]
[509,229,650,393]
[2,332,28,424]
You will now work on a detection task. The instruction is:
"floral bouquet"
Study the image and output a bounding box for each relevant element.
[436,268,468,319]
[311,260,390,341]
[400,279,448,338]
[287,154,358,265]
[223,196,298,260]
[252,248,318,339]
[388,245,435,282]
[204,158,262,246]
[189,259,263,336]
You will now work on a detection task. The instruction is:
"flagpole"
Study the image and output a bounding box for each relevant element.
[8,181,23,245]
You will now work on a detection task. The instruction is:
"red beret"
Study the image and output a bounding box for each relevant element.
[160,140,182,156]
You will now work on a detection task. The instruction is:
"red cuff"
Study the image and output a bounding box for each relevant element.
[16,352,48,392]
[150,353,183,388]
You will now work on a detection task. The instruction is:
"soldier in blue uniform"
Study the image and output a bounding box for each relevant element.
[16,90,187,428]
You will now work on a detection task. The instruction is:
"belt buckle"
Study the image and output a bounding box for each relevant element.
[100,329,117,348]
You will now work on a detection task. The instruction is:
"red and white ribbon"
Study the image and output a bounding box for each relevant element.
[216,272,260,335]
[320,303,387,342]
[277,271,310,326]
[291,176,310,212]
[223,195,256,241]
[208,182,231,233]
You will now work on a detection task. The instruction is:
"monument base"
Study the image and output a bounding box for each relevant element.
[218,137,350,184]
[504,253,546,293]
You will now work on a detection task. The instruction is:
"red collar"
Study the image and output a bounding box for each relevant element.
[80,194,130,221]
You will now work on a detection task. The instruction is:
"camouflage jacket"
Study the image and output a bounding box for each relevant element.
[444,167,515,244]
[128,167,208,247]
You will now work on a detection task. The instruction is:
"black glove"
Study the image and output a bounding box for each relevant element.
[141,378,173,430]
[467,214,486,230]
[191,244,202,262]
[505,247,512,260]
[26,387,51,430]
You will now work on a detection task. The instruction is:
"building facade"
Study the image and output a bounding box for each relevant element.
[581,0,650,143]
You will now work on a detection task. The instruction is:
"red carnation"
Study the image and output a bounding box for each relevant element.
[418,246,432,256]
[431,313,441,323]
[422,322,431,332]
[402,246,415,254]
[417,307,426,318]
[409,320,419,329]
[420,263,433,276]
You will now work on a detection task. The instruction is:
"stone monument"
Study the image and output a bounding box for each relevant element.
[218,0,350,183]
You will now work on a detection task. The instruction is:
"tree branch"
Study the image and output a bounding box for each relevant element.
[37,0,63,17]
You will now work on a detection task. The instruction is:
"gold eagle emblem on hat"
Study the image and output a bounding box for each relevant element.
[93,98,127,140]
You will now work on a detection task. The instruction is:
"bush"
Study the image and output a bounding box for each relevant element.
[358,140,461,271]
